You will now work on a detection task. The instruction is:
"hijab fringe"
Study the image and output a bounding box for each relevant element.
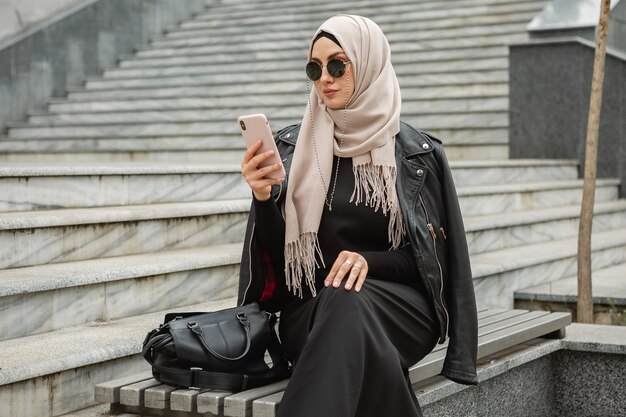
[350,163,405,249]
[285,232,325,297]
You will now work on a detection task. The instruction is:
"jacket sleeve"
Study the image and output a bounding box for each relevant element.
[437,145,479,385]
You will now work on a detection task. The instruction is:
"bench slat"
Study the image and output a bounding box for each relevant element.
[145,384,179,409]
[94,370,153,403]
[223,380,290,417]
[171,388,209,412]
[196,390,233,415]
[119,378,161,406]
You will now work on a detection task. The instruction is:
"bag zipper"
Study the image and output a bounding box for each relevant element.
[241,222,256,305]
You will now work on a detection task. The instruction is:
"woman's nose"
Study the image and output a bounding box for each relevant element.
[318,65,334,83]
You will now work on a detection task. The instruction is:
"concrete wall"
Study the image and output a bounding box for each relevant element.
[509,38,626,198]
[0,0,207,131]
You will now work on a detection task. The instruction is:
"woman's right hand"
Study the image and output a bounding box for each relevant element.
[241,139,285,202]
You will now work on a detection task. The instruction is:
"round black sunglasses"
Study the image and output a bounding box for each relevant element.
[305,59,351,81]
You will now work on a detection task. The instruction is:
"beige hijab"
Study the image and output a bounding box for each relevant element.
[284,14,404,297]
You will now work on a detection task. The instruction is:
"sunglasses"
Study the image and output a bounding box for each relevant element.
[305,59,351,81]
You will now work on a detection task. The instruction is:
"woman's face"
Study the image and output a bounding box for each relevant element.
[310,37,355,110]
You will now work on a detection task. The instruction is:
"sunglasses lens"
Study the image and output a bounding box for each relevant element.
[327,59,346,78]
[305,62,322,81]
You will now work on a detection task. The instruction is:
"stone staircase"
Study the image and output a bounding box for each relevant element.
[1,0,625,416]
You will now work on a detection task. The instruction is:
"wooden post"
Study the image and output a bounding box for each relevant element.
[577,0,611,324]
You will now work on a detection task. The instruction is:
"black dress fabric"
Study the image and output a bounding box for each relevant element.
[254,157,439,417]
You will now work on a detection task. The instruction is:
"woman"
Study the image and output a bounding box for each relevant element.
[239,14,477,417]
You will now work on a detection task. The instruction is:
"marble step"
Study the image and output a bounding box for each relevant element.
[117,45,508,69]
[472,226,626,309]
[0,244,242,340]
[148,20,529,50]
[162,8,538,42]
[465,200,626,255]
[64,82,508,103]
[514,262,626,307]
[82,69,508,91]
[132,33,527,59]
[188,0,541,23]
[457,179,620,216]
[0,163,248,212]
[0,139,507,163]
[175,1,545,31]
[0,200,250,269]
[47,94,508,114]
[9,113,509,140]
[102,56,508,80]
[0,296,237,417]
[30,98,510,125]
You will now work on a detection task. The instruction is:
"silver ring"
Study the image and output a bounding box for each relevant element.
[345,260,352,266]
[353,264,362,270]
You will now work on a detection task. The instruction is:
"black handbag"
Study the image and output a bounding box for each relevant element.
[141,303,290,392]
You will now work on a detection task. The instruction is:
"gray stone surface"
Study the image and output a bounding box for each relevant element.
[510,37,626,198]
[0,0,207,132]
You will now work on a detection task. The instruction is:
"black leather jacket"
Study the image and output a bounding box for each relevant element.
[237,121,478,385]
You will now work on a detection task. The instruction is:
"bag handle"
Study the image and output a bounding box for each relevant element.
[187,312,251,361]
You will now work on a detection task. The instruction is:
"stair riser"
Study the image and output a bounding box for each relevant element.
[9,113,507,139]
[451,165,578,187]
[459,185,619,216]
[0,173,248,212]
[0,264,239,341]
[83,70,508,91]
[118,45,507,68]
[0,355,148,417]
[474,245,626,309]
[135,33,526,58]
[31,98,509,125]
[151,22,528,49]
[467,211,626,255]
[0,212,248,269]
[178,2,544,30]
[104,57,508,79]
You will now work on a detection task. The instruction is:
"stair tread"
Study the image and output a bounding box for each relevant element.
[458,178,621,196]
[514,263,626,304]
[0,296,237,386]
[0,244,242,297]
[0,199,251,230]
[0,162,241,176]
[471,227,626,279]
[464,200,626,232]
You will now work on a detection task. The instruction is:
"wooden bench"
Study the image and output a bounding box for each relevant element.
[95,309,571,417]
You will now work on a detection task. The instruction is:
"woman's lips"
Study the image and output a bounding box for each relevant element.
[323,89,338,97]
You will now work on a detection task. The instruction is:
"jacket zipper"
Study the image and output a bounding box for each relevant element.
[419,195,450,339]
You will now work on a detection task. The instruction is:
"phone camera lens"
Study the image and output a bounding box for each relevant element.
[240,121,246,131]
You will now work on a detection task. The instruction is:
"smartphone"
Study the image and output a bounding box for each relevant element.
[238,114,286,180]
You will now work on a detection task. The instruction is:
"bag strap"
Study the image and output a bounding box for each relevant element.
[143,320,290,391]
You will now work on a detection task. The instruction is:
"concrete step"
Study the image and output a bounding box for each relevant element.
[64,82,508,103]
[148,21,529,50]
[0,245,242,341]
[0,200,250,268]
[472,226,626,309]
[102,56,508,81]
[133,33,527,59]
[30,98,509,125]
[175,1,545,31]
[457,179,621,216]
[0,163,248,212]
[8,113,509,140]
[0,296,237,417]
[188,0,541,24]
[81,69,508,91]
[465,200,626,255]
[514,263,626,324]
[46,95,508,115]
[117,45,508,69]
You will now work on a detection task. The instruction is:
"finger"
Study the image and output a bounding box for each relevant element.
[333,255,355,288]
[242,140,263,164]
[247,150,276,171]
[324,251,350,287]
[354,264,368,292]
[343,263,361,290]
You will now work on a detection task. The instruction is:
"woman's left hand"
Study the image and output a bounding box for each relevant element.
[324,251,368,292]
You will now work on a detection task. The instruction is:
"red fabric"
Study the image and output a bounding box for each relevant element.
[260,250,276,301]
